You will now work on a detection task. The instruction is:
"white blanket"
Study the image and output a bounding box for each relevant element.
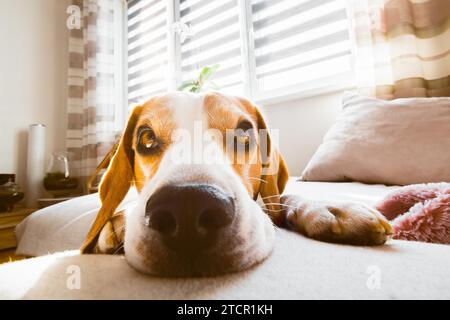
[2,180,449,299]
[1,230,450,299]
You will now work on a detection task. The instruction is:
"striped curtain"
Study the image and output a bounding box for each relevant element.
[66,0,124,191]
[350,0,450,99]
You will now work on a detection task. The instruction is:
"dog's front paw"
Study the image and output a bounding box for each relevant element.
[286,200,393,245]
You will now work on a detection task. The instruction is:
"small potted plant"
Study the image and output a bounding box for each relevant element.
[178,64,220,93]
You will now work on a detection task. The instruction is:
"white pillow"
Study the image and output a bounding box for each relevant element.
[15,189,138,256]
[301,92,450,185]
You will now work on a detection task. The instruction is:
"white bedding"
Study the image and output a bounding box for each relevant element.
[15,188,138,256]
[2,230,450,299]
[15,179,397,257]
[2,179,449,299]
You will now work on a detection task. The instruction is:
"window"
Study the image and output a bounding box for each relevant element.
[249,0,353,99]
[180,0,244,94]
[126,0,353,105]
[127,0,169,105]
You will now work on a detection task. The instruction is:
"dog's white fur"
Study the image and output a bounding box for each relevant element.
[124,92,275,275]
[88,92,393,276]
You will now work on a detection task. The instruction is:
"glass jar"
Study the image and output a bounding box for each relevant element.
[43,152,78,197]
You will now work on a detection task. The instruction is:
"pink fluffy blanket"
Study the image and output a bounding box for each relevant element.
[376,183,450,244]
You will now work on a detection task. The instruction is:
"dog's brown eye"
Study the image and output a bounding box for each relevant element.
[235,120,254,145]
[137,126,159,154]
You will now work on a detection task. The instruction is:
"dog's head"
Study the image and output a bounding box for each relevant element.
[81,92,288,276]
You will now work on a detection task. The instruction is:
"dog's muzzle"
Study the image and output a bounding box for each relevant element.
[144,184,235,254]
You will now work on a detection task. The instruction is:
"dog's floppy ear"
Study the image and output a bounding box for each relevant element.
[236,96,289,226]
[80,106,142,253]
[254,106,289,226]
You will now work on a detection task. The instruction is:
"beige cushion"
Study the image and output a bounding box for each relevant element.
[301,93,450,185]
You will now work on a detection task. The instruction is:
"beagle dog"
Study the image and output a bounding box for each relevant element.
[81,92,392,277]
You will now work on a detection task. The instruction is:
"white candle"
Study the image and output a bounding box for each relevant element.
[25,124,46,208]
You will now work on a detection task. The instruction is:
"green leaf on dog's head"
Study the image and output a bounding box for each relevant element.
[199,64,219,84]
[178,81,195,92]
[178,64,220,93]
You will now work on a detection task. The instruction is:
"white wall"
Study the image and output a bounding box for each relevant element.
[0,0,343,187]
[0,0,70,188]
[262,91,345,176]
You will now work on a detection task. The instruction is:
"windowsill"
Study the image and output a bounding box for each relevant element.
[254,74,356,106]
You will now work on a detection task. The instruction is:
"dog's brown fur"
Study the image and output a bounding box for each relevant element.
[81,93,392,259]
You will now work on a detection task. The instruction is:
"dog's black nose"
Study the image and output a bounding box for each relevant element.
[145,184,235,253]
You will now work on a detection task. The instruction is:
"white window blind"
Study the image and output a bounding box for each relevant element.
[179,0,244,94]
[250,0,353,96]
[127,0,169,105]
[126,0,353,105]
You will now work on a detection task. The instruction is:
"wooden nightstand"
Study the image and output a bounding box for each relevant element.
[0,208,36,263]
[37,197,76,209]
